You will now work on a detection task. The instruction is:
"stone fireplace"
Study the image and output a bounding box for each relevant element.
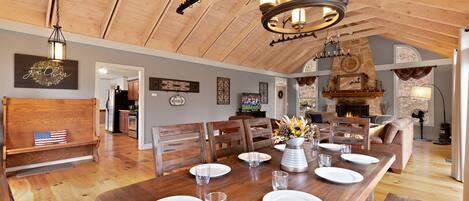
[323,37,384,115]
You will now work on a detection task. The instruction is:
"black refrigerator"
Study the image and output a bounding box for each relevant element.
[105,88,132,133]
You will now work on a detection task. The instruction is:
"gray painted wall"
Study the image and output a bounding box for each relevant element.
[290,36,453,140]
[0,29,276,145]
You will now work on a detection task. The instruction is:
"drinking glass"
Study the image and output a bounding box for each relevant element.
[318,154,332,168]
[248,152,260,168]
[272,170,288,191]
[341,144,352,154]
[195,164,211,185]
[205,192,227,201]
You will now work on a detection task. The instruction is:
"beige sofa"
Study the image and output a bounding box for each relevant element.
[370,118,414,173]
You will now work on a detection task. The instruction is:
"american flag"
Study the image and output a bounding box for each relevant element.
[34,130,68,146]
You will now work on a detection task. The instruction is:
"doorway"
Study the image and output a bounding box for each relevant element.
[275,85,288,120]
[94,62,146,150]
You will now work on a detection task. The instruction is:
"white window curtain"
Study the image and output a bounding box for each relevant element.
[455,30,469,188]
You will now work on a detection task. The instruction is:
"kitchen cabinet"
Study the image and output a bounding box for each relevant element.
[127,79,139,101]
[119,110,129,133]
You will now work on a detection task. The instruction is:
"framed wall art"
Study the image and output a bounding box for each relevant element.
[14,54,78,89]
[336,73,368,91]
[259,82,268,104]
[217,77,230,105]
[149,77,199,93]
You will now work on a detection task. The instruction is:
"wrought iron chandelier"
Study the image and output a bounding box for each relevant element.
[48,0,66,62]
[313,34,350,61]
[177,0,201,15]
[260,0,348,46]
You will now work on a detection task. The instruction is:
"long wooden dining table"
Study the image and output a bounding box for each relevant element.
[96,146,395,201]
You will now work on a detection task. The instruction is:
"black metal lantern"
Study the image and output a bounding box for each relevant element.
[48,0,66,62]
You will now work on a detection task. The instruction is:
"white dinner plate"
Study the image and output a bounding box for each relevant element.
[274,144,286,152]
[158,196,201,201]
[341,154,380,165]
[238,152,272,162]
[314,167,364,184]
[263,190,322,201]
[318,143,342,152]
[189,163,231,178]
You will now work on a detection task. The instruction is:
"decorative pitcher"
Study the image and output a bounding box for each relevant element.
[280,137,308,172]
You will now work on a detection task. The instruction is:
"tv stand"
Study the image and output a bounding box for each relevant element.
[236,111,266,118]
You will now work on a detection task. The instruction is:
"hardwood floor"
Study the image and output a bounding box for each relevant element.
[7,129,463,201]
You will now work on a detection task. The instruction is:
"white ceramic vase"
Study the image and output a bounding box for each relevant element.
[280,137,309,172]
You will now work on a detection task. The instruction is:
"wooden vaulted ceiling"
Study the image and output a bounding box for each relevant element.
[0,0,466,73]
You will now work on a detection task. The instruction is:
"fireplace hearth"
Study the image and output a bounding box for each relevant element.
[336,104,369,117]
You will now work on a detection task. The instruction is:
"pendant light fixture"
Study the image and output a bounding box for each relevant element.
[259,0,349,46]
[48,0,66,62]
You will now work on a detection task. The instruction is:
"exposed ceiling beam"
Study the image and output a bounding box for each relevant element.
[142,0,172,46]
[369,18,458,46]
[100,0,121,39]
[204,12,260,61]
[354,0,469,27]
[187,0,252,57]
[45,0,54,27]
[282,28,388,73]
[380,33,453,58]
[355,7,460,38]
[174,0,216,52]
[399,0,469,14]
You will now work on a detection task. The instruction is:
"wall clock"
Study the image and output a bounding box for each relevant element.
[340,55,361,73]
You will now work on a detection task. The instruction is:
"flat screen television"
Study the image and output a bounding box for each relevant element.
[240,93,261,112]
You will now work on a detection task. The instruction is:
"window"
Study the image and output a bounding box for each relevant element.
[298,59,318,116]
[393,45,434,126]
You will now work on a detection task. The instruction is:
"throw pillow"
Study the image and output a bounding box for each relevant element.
[310,114,323,123]
[383,123,399,144]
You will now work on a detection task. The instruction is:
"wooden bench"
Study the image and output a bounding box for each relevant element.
[2,98,99,172]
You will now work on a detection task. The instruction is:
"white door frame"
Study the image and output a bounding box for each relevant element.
[94,62,146,150]
[274,77,288,119]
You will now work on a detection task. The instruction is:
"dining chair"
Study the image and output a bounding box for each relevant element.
[152,123,207,177]
[330,117,371,150]
[207,120,247,162]
[243,118,273,151]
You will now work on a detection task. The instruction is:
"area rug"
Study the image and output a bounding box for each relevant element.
[15,163,74,177]
[385,193,421,201]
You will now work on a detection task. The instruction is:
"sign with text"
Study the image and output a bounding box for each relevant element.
[14,54,78,89]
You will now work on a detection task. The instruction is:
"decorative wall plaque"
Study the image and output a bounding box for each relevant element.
[149,77,199,93]
[14,54,78,89]
[340,55,361,73]
[259,82,268,104]
[217,77,230,105]
[337,73,368,91]
[169,94,186,106]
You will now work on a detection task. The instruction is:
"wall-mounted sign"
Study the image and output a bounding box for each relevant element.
[149,77,199,93]
[259,82,268,104]
[169,94,186,106]
[14,54,78,89]
[216,77,230,105]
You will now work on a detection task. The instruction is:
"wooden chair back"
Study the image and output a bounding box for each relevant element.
[243,118,273,151]
[152,123,207,177]
[330,117,370,150]
[207,120,247,162]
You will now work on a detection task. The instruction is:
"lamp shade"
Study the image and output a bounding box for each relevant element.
[410,86,432,100]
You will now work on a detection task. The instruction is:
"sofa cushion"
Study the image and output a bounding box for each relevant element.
[310,114,323,123]
[383,123,400,144]
[370,136,383,144]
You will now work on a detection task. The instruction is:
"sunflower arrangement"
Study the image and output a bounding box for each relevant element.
[273,115,318,144]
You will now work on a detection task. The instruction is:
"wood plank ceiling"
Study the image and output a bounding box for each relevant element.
[0,0,466,73]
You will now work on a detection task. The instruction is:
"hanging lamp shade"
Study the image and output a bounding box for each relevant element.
[48,25,66,62]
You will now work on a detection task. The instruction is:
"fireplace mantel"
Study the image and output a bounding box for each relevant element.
[322,90,385,98]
